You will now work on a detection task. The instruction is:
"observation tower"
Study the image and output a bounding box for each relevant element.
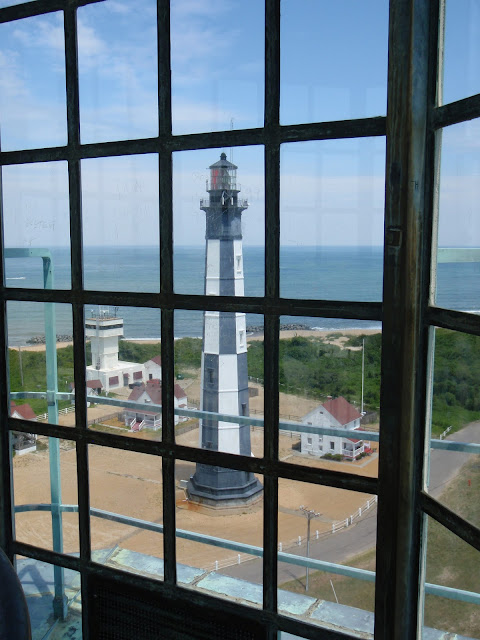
[187,153,263,507]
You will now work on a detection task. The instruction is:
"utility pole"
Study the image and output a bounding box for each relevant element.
[18,345,24,388]
[299,505,320,591]
[361,338,365,414]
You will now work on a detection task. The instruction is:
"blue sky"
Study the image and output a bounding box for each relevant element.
[0,0,478,249]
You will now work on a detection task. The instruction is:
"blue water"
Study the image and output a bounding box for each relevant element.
[4,245,480,344]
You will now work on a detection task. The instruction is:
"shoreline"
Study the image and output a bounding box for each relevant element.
[11,328,381,352]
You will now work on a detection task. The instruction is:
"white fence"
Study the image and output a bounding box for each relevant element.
[205,495,378,573]
[36,405,75,422]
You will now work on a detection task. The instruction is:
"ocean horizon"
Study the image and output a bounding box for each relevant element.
[4,245,479,345]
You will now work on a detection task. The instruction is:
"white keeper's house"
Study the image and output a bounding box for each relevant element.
[300,396,370,460]
[124,379,187,431]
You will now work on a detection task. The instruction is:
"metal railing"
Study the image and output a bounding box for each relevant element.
[13,501,480,607]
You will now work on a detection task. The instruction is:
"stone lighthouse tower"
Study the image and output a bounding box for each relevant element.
[187,153,263,507]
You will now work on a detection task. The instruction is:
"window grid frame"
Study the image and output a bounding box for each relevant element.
[0,1,479,639]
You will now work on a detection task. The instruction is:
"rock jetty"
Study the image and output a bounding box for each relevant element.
[246,323,313,333]
[26,334,73,345]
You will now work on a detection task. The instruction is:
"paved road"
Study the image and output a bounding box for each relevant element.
[220,422,480,587]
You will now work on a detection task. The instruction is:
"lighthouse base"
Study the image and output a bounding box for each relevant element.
[187,464,263,509]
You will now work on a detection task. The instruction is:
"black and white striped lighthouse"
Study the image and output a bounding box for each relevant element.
[187,153,263,507]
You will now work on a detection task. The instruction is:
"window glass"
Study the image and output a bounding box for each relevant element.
[177,461,263,601]
[423,517,480,639]
[280,139,385,300]
[13,438,79,553]
[427,328,480,518]
[278,480,376,635]
[443,1,480,104]
[0,12,67,150]
[86,304,162,442]
[281,0,388,125]
[81,154,160,292]
[3,162,71,289]
[16,556,82,639]
[171,1,264,135]
[173,146,264,296]
[175,310,264,459]
[435,120,480,315]
[89,444,164,579]
[77,0,158,143]
[275,316,380,473]
[8,302,75,427]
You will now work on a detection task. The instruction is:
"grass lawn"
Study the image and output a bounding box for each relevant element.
[281,453,480,638]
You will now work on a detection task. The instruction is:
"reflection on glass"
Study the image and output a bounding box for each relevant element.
[89,445,163,579]
[276,317,381,473]
[82,154,159,292]
[176,461,263,600]
[0,13,67,151]
[443,1,480,104]
[277,481,376,632]
[16,556,82,640]
[78,0,157,143]
[280,0,388,124]
[86,305,162,442]
[280,139,385,300]
[3,163,71,289]
[7,302,74,427]
[173,146,265,295]
[13,438,79,554]
[423,517,480,639]
[436,120,480,315]
[171,2,264,135]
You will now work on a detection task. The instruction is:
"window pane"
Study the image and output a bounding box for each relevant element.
[16,556,82,640]
[81,154,159,292]
[435,120,480,315]
[89,445,163,579]
[0,12,67,150]
[171,2,264,135]
[280,1,388,125]
[3,162,71,289]
[173,146,264,295]
[13,438,79,554]
[280,139,385,300]
[276,317,381,472]
[8,302,75,428]
[278,481,376,636]
[176,461,263,602]
[423,517,480,639]
[175,311,263,459]
[86,304,162,441]
[427,328,480,521]
[443,1,480,104]
[78,0,158,143]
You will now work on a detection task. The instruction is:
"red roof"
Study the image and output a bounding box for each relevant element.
[87,379,102,389]
[10,401,36,420]
[128,380,186,404]
[147,355,162,366]
[322,397,361,426]
[174,384,186,399]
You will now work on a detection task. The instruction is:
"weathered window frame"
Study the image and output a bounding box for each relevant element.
[0,1,479,639]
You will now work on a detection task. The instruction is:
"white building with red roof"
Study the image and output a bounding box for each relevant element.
[300,396,370,460]
[124,379,187,431]
[10,401,37,454]
[144,355,162,382]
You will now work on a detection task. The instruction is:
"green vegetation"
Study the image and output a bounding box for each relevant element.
[282,455,480,638]
[9,330,480,437]
[247,333,381,409]
[248,329,480,436]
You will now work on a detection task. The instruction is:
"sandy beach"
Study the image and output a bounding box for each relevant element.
[12,328,381,353]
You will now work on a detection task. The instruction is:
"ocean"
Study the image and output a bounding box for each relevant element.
[4,245,480,345]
